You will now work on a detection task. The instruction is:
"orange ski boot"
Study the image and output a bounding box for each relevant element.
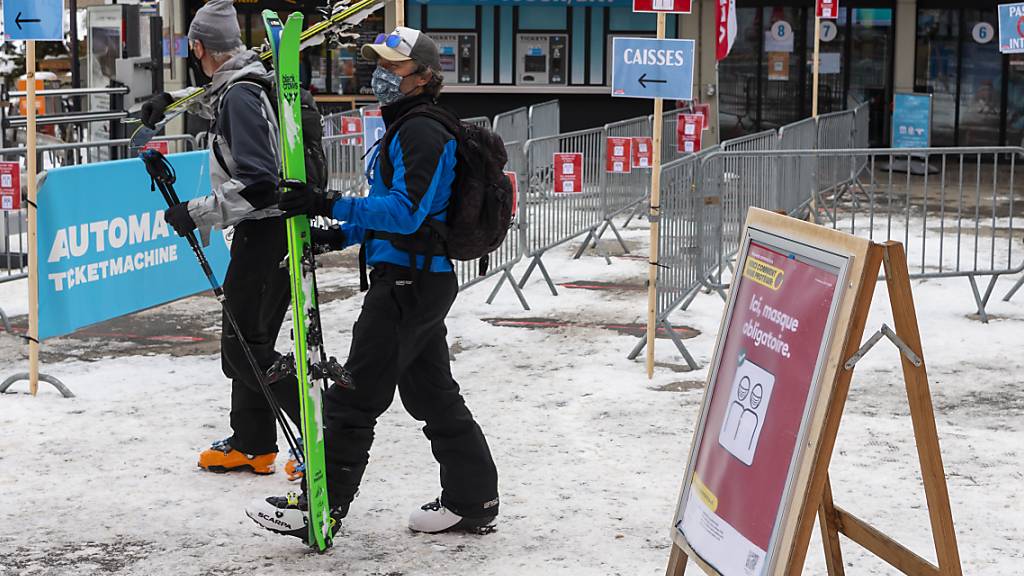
[284,438,304,482]
[198,438,277,475]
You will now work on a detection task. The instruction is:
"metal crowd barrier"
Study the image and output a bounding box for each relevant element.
[493,107,529,148]
[518,127,606,295]
[322,109,363,137]
[323,134,366,197]
[0,136,199,285]
[594,115,653,252]
[627,153,703,369]
[816,107,862,205]
[776,117,818,215]
[656,109,685,164]
[698,147,1023,322]
[463,116,491,130]
[450,140,531,309]
[528,100,560,140]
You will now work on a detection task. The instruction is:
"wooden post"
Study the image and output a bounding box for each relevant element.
[666,543,688,576]
[645,12,667,379]
[818,473,846,576]
[811,13,821,118]
[27,40,40,396]
[881,242,963,576]
[396,0,405,26]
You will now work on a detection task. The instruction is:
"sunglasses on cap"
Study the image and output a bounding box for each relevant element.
[374,33,415,52]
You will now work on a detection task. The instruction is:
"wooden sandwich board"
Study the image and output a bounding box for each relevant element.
[666,208,962,576]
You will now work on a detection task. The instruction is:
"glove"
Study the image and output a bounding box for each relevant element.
[278,179,335,218]
[164,203,197,237]
[140,92,174,129]
[310,226,346,254]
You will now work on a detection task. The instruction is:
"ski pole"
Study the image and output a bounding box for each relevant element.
[140,149,304,465]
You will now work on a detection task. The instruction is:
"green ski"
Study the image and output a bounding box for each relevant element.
[263,10,333,552]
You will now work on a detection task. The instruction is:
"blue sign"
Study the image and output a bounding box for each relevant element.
[891,93,932,149]
[36,152,231,340]
[363,110,386,176]
[611,37,695,101]
[3,0,63,41]
[998,3,1024,53]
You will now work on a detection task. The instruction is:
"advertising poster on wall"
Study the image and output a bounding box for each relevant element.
[674,229,849,576]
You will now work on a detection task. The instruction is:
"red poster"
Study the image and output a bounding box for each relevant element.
[505,171,518,218]
[606,137,633,174]
[341,116,363,144]
[678,240,841,575]
[0,162,20,211]
[633,0,692,14]
[632,137,653,169]
[694,102,711,131]
[677,113,704,153]
[141,141,169,155]
[553,153,583,194]
[817,0,838,19]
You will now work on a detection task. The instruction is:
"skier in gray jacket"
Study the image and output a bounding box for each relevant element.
[140,0,302,477]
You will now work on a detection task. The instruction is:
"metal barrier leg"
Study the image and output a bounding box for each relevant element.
[627,333,647,360]
[485,268,531,311]
[0,307,10,334]
[573,229,597,259]
[517,255,559,296]
[678,284,702,312]
[1,373,74,398]
[661,318,698,371]
[1004,273,1024,302]
[968,275,999,323]
[603,220,630,254]
[591,221,610,246]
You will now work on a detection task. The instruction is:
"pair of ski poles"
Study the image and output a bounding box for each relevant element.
[141,150,305,466]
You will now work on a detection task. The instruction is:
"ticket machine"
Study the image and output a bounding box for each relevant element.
[433,33,478,85]
[516,34,567,85]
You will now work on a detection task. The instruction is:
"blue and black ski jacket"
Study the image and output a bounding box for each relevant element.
[332,94,456,273]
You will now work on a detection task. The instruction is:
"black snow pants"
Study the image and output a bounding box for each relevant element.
[323,263,499,519]
[221,217,301,455]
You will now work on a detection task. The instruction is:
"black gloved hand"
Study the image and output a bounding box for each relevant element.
[310,226,346,254]
[140,92,174,129]
[279,179,334,218]
[164,203,197,237]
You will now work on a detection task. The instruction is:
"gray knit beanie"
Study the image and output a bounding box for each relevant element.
[188,0,243,52]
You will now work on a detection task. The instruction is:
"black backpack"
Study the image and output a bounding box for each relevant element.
[375,104,514,276]
[218,77,328,192]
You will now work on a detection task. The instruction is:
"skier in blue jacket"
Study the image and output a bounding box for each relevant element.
[247,26,499,542]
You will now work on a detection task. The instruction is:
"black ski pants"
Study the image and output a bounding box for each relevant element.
[324,263,499,519]
[221,217,301,455]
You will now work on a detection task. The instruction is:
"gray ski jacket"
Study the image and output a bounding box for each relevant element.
[177,50,282,239]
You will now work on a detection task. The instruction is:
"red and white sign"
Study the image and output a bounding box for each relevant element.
[677,113,704,153]
[606,137,633,174]
[341,116,364,144]
[505,171,518,218]
[140,141,169,155]
[678,240,841,575]
[817,0,838,19]
[716,0,738,60]
[633,0,692,14]
[693,102,711,131]
[553,153,583,194]
[0,162,20,211]
[632,137,653,169]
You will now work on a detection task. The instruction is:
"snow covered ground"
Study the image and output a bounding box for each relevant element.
[1,217,1023,576]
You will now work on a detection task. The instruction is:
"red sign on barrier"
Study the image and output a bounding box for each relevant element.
[677,113,704,153]
[0,162,20,211]
[341,116,364,144]
[632,137,653,169]
[141,141,170,155]
[633,0,692,14]
[505,171,518,217]
[817,0,838,19]
[553,153,583,194]
[693,102,711,131]
[606,137,633,174]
